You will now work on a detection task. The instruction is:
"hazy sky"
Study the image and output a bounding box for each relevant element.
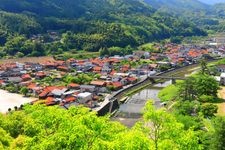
[199,0,225,5]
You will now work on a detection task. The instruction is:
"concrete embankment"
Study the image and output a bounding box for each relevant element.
[96,58,220,116]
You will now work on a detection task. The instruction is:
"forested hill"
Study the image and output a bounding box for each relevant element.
[144,0,208,11]
[0,0,154,18]
[0,0,207,57]
[143,0,225,31]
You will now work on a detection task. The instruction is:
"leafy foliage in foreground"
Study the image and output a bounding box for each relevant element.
[0,103,201,150]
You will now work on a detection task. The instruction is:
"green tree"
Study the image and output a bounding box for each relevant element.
[142,101,201,150]
[200,59,210,75]
[99,47,110,56]
[20,87,29,97]
[178,74,219,100]
[210,116,225,150]
[201,104,218,118]
[0,128,12,149]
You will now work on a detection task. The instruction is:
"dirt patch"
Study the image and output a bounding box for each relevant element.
[0,90,36,113]
[217,103,225,116]
[217,87,225,116]
[0,56,54,64]
[218,87,225,99]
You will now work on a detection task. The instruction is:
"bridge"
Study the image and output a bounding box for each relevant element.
[148,76,186,84]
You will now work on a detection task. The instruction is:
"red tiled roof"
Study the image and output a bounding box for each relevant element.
[112,82,123,88]
[68,83,80,88]
[110,70,116,75]
[178,58,185,62]
[43,61,57,67]
[0,80,4,85]
[39,90,50,98]
[127,77,137,82]
[121,67,129,72]
[90,80,106,86]
[46,97,54,102]
[93,66,102,72]
[57,66,69,71]
[46,86,58,92]
[64,96,76,103]
[39,86,65,98]
[36,72,46,77]
[28,83,36,89]
[21,74,31,80]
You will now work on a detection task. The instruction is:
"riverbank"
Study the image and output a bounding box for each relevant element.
[0,90,36,113]
[112,59,220,126]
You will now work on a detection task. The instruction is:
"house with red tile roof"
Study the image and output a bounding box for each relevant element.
[68,83,80,89]
[93,66,102,73]
[21,74,32,82]
[35,71,46,79]
[127,77,137,84]
[42,61,60,69]
[110,82,123,90]
[90,80,106,87]
[64,96,77,103]
[39,86,61,99]
[57,66,69,72]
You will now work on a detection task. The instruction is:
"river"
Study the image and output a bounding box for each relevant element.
[112,65,202,127]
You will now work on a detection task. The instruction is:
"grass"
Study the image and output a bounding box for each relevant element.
[158,84,179,102]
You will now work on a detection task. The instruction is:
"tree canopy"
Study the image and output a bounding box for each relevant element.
[0,102,203,150]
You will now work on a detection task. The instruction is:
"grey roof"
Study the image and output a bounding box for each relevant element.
[7,77,22,83]
[80,85,96,89]
[51,88,68,96]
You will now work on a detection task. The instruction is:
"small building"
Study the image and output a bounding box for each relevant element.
[68,83,80,90]
[217,64,225,73]
[90,80,106,87]
[111,82,123,90]
[7,77,22,83]
[80,85,96,93]
[21,74,32,82]
[35,72,46,79]
[127,77,137,84]
[220,73,225,85]
[57,66,69,72]
[93,66,102,73]
[77,92,92,104]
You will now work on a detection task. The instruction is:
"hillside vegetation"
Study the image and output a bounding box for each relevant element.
[0,0,207,58]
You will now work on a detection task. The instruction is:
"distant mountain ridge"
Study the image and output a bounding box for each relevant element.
[199,0,225,5]
[144,0,209,14]
[145,0,208,9]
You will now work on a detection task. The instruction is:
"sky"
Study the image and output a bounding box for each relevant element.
[199,0,225,5]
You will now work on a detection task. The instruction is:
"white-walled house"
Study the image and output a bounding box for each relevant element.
[77,92,92,104]
[220,73,225,85]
